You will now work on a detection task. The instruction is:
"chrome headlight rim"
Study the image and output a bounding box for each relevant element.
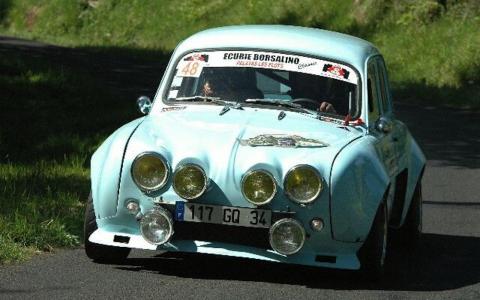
[241,169,277,206]
[131,152,170,192]
[172,163,208,200]
[283,164,323,204]
[269,218,306,255]
[140,207,174,245]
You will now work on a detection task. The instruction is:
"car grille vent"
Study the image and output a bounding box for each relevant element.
[315,255,336,263]
[113,235,130,244]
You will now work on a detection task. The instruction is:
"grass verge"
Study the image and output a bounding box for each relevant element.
[0,161,87,263]
[0,43,162,264]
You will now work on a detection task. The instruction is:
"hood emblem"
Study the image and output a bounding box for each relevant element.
[239,134,328,148]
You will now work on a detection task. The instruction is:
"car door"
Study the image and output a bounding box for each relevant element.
[367,58,398,211]
[375,57,408,169]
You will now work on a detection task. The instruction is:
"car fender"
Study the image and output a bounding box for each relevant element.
[330,136,390,242]
[90,118,144,219]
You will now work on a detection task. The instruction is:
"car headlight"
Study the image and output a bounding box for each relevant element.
[131,152,169,192]
[173,164,208,200]
[140,207,174,245]
[242,170,277,205]
[284,165,323,204]
[269,218,306,255]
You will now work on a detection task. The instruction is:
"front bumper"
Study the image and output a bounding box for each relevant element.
[89,225,362,270]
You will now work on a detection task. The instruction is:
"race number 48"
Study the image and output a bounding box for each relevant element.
[181,62,201,77]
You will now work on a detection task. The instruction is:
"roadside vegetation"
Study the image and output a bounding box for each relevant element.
[0,0,478,263]
[1,0,479,108]
[0,48,149,263]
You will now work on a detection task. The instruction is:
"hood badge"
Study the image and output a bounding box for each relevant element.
[239,134,328,148]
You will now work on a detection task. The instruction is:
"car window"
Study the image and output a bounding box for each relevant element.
[256,70,291,100]
[165,50,360,118]
[367,61,380,123]
[375,57,392,114]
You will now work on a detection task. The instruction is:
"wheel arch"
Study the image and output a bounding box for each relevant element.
[91,118,144,219]
[330,136,391,243]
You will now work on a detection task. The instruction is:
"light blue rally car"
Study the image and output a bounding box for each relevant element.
[85,25,426,276]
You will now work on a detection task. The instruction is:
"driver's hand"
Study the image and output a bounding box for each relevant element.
[319,101,336,114]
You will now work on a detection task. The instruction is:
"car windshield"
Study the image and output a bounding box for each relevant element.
[165,50,360,118]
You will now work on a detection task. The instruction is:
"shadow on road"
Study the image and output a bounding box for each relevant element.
[395,103,480,169]
[115,233,480,291]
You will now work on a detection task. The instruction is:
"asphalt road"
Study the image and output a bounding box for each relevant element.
[1,36,479,299]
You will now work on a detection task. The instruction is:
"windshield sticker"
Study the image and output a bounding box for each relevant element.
[168,89,179,99]
[177,61,204,77]
[175,54,210,78]
[171,76,184,88]
[176,51,358,84]
[184,53,209,62]
[322,64,350,80]
[298,61,318,70]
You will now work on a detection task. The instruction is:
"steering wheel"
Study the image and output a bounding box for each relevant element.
[291,98,319,110]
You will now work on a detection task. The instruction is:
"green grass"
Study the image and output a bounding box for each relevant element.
[369,2,480,108]
[0,161,87,258]
[0,54,92,263]
[0,45,149,263]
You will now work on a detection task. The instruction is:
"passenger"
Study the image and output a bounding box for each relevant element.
[290,73,337,114]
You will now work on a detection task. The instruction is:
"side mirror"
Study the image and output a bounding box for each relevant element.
[137,96,152,115]
[375,117,392,133]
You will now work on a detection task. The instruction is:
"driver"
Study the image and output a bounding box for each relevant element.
[201,68,263,101]
[202,73,231,98]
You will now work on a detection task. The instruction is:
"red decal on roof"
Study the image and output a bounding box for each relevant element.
[183,54,209,62]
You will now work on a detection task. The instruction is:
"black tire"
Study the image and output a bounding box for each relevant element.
[84,193,130,263]
[358,200,388,280]
[397,183,422,250]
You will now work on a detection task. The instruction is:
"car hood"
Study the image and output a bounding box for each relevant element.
[122,105,363,205]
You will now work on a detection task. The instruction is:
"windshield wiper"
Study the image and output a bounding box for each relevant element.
[219,101,243,116]
[245,98,302,108]
[173,95,224,103]
[245,98,316,116]
[173,96,242,115]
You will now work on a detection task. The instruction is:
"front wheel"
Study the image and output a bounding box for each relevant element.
[396,183,422,250]
[84,193,130,263]
[358,201,388,279]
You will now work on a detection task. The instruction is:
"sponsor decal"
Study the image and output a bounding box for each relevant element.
[175,51,358,84]
[223,52,300,64]
[183,53,209,62]
[298,61,317,70]
[322,64,350,79]
[235,60,284,69]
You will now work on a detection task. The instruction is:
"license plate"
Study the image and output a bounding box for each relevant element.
[175,202,271,228]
